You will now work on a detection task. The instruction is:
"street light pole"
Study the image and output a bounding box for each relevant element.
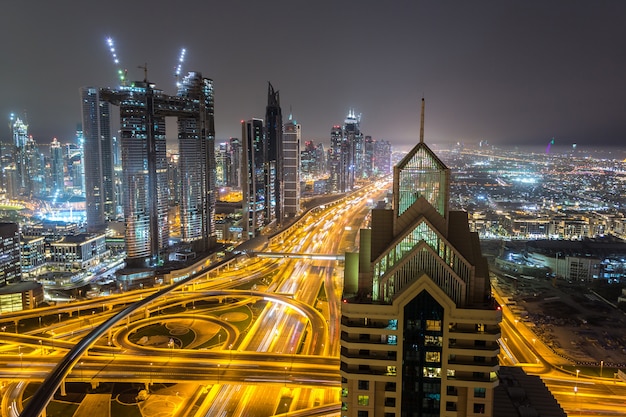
[575,369,580,394]
[600,360,604,378]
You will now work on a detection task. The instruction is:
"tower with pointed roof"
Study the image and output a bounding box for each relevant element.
[340,99,501,417]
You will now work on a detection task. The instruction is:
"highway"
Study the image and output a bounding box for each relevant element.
[493,281,626,416]
[2,181,390,417]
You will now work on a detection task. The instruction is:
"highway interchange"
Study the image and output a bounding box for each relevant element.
[2,180,626,416]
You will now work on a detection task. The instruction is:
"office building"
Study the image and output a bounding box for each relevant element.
[241,118,266,238]
[80,87,115,232]
[265,82,282,224]
[9,115,28,198]
[228,137,242,188]
[0,223,21,287]
[176,72,216,252]
[283,112,301,217]
[49,138,64,197]
[329,110,363,193]
[340,100,501,417]
[99,71,216,266]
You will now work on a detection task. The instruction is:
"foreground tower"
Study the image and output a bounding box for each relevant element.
[340,99,501,417]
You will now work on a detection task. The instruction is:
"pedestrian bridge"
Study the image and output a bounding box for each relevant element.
[252,252,345,261]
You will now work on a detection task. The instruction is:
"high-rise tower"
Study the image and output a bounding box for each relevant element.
[49,138,64,197]
[265,82,282,224]
[176,72,216,252]
[329,110,363,193]
[99,71,216,267]
[282,112,301,217]
[340,99,501,417]
[9,116,29,198]
[80,87,115,232]
[241,118,266,238]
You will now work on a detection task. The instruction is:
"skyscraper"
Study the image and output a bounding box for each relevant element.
[282,112,301,217]
[241,118,266,238]
[100,72,216,266]
[80,87,115,232]
[49,138,64,197]
[9,116,29,198]
[0,223,21,287]
[340,100,501,416]
[265,82,283,224]
[329,110,363,193]
[176,72,216,252]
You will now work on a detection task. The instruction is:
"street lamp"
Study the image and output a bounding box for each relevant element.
[149,362,153,387]
[600,360,604,378]
[168,338,174,358]
[575,369,580,393]
[38,339,43,355]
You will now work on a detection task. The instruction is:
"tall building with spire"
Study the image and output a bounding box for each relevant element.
[340,99,501,417]
[265,82,283,224]
[329,110,363,193]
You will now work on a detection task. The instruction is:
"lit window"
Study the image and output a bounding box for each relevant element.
[358,395,369,406]
[426,320,441,331]
[425,351,440,362]
[423,367,441,378]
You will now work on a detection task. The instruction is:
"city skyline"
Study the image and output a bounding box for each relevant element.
[1,1,625,150]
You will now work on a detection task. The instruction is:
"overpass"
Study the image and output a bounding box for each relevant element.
[252,252,345,261]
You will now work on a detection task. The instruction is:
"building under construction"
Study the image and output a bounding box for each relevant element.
[99,72,216,268]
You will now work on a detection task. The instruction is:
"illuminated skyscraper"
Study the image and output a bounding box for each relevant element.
[9,115,29,198]
[329,110,363,193]
[49,138,64,197]
[176,72,216,252]
[341,100,501,417]
[241,118,266,238]
[99,71,216,266]
[282,112,301,217]
[0,222,21,287]
[265,82,282,223]
[80,87,115,232]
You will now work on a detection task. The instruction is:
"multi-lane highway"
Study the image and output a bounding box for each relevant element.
[2,181,390,417]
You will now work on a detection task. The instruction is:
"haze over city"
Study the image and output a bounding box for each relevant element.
[2,0,625,149]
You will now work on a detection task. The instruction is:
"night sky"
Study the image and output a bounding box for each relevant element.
[1,1,625,150]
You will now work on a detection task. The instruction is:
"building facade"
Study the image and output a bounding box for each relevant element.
[241,118,267,238]
[80,87,116,232]
[283,113,301,217]
[99,72,216,266]
[340,100,501,417]
[0,223,21,287]
[265,82,282,224]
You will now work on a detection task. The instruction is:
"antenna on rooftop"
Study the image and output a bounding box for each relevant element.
[420,98,425,143]
[105,37,127,86]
